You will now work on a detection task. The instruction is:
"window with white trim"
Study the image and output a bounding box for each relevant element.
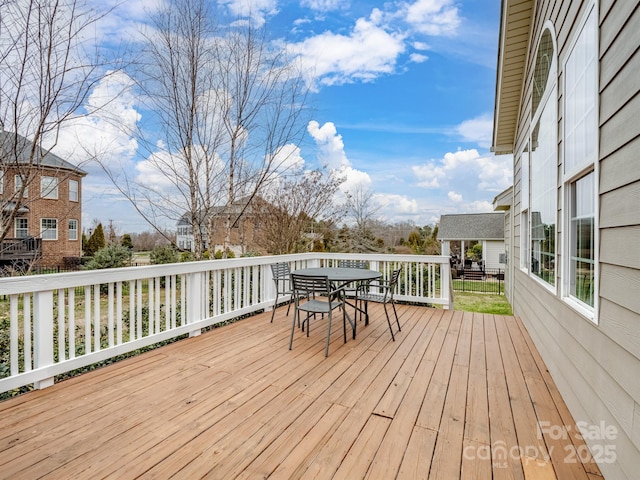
[529,28,557,287]
[69,219,79,241]
[41,176,59,199]
[520,144,530,271]
[15,175,28,197]
[564,3,598,316]
[41,218,58,240]
[15,218,28,238]
[569,172,595,307]
[69,179,79,202]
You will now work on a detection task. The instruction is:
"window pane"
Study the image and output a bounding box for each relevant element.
[570,173,595,306]
[564,8,597,174]
[41,176,59,199]
[533,30,554,114]
[69,180,79,202]
[69,219,78,241]
[530,97,557,286]
[41,219,58,240]
[15,218,28,238]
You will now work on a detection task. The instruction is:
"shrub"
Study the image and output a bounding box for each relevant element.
[85,244,132,270]
[150,244,179,265]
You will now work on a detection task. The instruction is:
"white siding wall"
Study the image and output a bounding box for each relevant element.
[483,240,505,270]
[509,1,640,478]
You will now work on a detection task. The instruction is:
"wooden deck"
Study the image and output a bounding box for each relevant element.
[0,304,603,479]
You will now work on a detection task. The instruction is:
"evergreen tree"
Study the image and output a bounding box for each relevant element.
[85,223,106,256]
[120,233,134,250]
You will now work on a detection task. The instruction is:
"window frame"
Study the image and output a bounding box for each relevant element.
[0,170,3,194]
[41,176,59,199]
[41,218,58,241]
[15,218,28,238]
[69,179,79,202]
[528,23,558,293]
[562,1,599,322]
[15,175,28,197]
[68,219,79,241]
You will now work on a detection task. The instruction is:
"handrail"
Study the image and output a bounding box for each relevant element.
[0,253,452,393]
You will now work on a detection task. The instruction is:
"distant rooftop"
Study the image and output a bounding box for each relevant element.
[438,212,504,240]
[0,131,87,175]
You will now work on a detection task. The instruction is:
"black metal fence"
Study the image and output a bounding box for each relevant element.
[451,267,504,295]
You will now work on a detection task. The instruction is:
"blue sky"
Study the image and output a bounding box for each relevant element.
[54,0,511,233]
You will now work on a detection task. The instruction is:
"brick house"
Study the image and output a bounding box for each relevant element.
[176,197,270,256]
[1,131,86,268]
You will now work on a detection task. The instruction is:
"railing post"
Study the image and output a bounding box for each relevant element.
[33,290,55,389]
[442,261,453,310]
[186,272,204,337]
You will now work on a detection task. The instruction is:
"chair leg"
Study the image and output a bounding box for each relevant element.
[391,301,401,332]
[270,294,279,323]
[383,303,396,341]
[325,311,332,357]
[289,305,298,350]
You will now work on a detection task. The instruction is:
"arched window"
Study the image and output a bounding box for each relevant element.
[528,26,557,288]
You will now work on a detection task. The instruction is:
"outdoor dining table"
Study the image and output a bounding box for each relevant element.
[291,267,383,331]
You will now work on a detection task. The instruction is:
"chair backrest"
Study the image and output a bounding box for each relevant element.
[338,260,368,269]
[290,274,331,296]
[386,268,402,300]
[271,262,291,280]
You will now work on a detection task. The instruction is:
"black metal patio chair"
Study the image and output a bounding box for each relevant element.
[270,262,293,323]
[289,274,351,357]
[357,268,402,341]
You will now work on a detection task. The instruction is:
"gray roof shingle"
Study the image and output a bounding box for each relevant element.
[438,213,504,240]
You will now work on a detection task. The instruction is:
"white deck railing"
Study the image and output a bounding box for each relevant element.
[0,253,451,394]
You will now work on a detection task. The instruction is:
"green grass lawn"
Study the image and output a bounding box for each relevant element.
[452,292,513,315]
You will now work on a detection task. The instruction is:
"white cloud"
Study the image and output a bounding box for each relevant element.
[410,53,429,63]
[307,120,372,199]
[401,0,461,36]
[288,11,406,90]
[374,193,418,214]
[455,113,494,148]
[46,71,140,173]
[300,0,350,12]
[269,143,305,173]
[307,120,349,169]
[218,0,279,26]
[448,191,462,202]
[412,148,512,193]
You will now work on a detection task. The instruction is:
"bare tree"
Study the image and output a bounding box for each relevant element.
[259,169,344,255]
[0,0,119,248]
[343,184,382,252]
[102,0,310,259]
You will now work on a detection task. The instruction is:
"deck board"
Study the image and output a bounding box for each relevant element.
[0,304,604,479]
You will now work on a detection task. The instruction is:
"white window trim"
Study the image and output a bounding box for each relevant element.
[15,175,28,197]
[41,218,58,241]
[528,23,559,295]
[69,219,79,241]
[69,179,79,202]
[0,170,4,194]
[562,1,599,323]
[15,218,28,238]
[41,176,59,200]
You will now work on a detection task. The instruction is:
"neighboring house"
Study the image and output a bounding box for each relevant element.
[492,1,640,478]
[176,197,267,256]
[438,212,505,270]
[0,131,86,268]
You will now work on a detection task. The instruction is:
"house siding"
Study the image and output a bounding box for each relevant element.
[507,1,640,479]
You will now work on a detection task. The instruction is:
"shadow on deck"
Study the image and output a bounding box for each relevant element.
[0,303,603,479]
